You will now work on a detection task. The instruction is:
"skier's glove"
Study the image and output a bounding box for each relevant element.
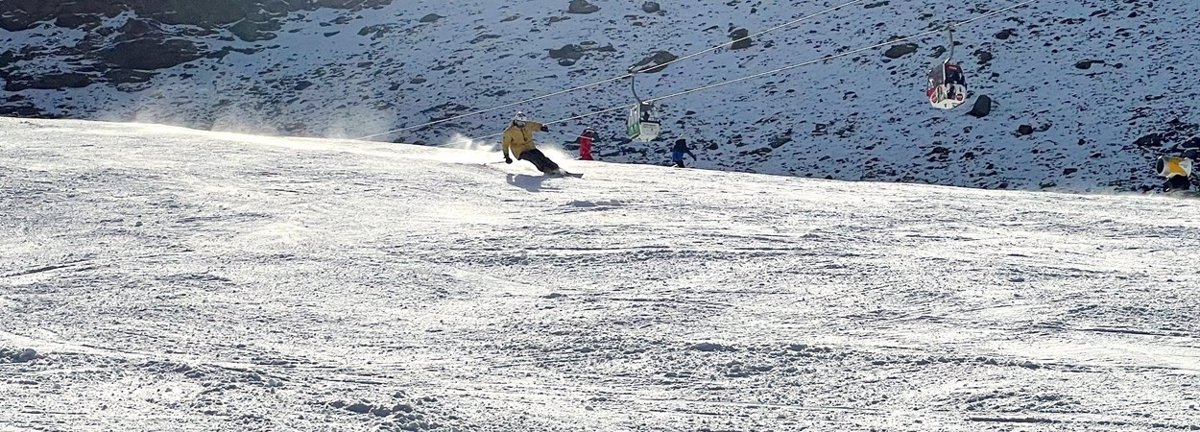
[505,156,513,164]
[540,125,549,132]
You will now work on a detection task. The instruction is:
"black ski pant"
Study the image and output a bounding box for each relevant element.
[1166,175,1191,191]
[518,149,560,173]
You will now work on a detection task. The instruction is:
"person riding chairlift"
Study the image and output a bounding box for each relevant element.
[943,62,965,98]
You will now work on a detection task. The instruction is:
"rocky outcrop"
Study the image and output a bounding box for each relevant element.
[884,43,919,59]
[729,28,752,50]
[0,0,393,93]
[631,51,679,73]
[967,95,992,118]
[567,0,600,14]
[97,39,206,70]
[4,73,93,91]
[1,0,394,32]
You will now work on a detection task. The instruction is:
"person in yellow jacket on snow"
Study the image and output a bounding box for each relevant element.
[503,112,564,175]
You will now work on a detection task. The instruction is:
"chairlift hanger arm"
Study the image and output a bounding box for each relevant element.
[947,25,956,60]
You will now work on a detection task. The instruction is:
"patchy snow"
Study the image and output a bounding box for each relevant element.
[2,0,1198,191]
[1,117,1198,431]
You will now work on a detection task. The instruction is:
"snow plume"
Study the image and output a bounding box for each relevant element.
[438,133,576,168]
[533,141,575,168]
[444,133,498,152]
[210,103,279,136]
[321,105,396,140]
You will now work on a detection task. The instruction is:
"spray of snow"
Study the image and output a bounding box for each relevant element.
[534,141,575,169]
[444,133,497,152]
[321,105,397,140]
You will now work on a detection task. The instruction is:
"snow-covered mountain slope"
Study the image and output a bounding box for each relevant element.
[2,117,1199,431]
[2,0,1199,191]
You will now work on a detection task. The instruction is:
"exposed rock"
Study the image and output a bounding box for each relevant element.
[729,28,752,50]
[548,44,586,61]
[690,342,738,352]
[631,51,679,73]
[567,0,600,14]
[883,43,918,59]
[973,49,993,65]
[967,95,992,118]
[0,101,48,117]
[768,130,793,148]
[419,13,443,23]
[0,348,39,363]
[392,403,414,413]
[114,18,164,43]
[228,19,272,42]
[1134,133,1162,148]
[1,0,397,32]
[16,349,38,362]
[469,34,500,44]
[97,39,205,70]
[104,69,156,85]
[345,402,372,414]
[642,1,661,13]
[1075,59,1104,70]
[4,73,93,91]
[370,406,392,417]
[1017,124,1035,136]
[994,28,1017,40]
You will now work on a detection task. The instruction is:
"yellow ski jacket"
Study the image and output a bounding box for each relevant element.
[502,121,544,160]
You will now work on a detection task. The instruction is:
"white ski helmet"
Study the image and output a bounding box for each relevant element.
[513,111,529,124]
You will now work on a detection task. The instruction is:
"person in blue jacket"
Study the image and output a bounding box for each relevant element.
[671,138,697,168]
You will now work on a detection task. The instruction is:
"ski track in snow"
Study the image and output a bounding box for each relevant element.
[1,117,1199,431]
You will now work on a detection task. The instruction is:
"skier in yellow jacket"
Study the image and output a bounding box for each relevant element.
[503,112,564,175]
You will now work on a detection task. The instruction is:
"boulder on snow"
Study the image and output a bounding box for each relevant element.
[15,349,37,362]
[1017,124,1035,136]
[967,95,992,118]
[419,13,443,23]
[642,1,661,13]
[1134,133,1163,148]
[567,0,600,14]
[729,28,752,50]
[345,402,372,414]
[973,49,994,65]
[631,51,679,73]
[994,28,1017,40]
[548,44,586,61]
[883,43,918,59]
[1,348,38,363]
[690,342,738,352]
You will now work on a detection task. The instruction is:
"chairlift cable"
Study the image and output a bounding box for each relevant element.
[355,0,874,140]
[444,0,1040,147]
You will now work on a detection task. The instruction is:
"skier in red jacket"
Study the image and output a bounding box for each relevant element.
[578,128,596,160]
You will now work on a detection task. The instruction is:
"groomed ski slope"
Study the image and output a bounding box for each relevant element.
[1,117,1199,432]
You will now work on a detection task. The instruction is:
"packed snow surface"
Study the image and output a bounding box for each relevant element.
[1,117,1198,431]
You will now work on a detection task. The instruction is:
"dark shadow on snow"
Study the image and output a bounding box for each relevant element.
[506,173,558,192]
